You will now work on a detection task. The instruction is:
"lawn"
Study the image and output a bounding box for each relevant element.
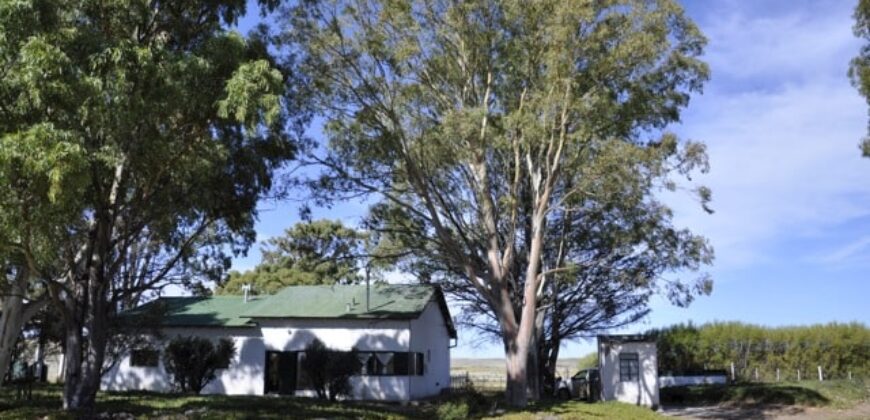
[0,385,664,420]
[660,379,870,410]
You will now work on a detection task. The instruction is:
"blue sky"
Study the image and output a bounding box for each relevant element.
[227,1,870,359]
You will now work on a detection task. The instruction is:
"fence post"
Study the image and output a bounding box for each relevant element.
[754,368,758,382]
[818,366,823,382]
[797,369,801,381]
[776,368,780,382]
[730,362,735,382]
[849,371,852,381]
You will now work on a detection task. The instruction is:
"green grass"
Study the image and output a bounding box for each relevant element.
[0,385,665,420]
[660,379,870,409]
[484,401,664,420]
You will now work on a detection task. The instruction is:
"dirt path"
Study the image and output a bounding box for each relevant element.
[662,401,870,419]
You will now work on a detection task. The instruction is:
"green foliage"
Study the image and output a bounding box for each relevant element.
[286,1,712,404]
[218,220,371,295]
[650,322,870,380]
[163,336,236,395]
[434,390,488,420]
[436,401,470,420]
[852,0,870,155]
[576,352,598,370]
[299,339,358,401]
[0,0,307,407]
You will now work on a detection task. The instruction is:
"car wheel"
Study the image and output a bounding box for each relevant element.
[558,388,571,400]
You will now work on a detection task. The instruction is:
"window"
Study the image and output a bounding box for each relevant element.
[297,352,313,389]
[393,352,409,375]
[374,352,394,375]
[619,353,639,382]
[353,352,426,376]
[130,349,159,367]
[414,352,425,375]
[357,352,375,375]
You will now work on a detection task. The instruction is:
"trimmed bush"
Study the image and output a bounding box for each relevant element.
[163,336,235,394]
[300,338,358,400]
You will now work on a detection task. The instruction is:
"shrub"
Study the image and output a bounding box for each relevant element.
[435,389,488,419]
[300,338,358,400]
[436,401,470,420]
[163,336,235,394]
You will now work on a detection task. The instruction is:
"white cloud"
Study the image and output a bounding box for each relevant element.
[667,2,870,270]
[815,235,870,264]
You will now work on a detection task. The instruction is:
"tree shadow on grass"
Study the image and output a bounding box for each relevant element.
[171,395,430,419]
[661,383,829,407]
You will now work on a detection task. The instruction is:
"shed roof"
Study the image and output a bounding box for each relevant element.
[597,334,656,344]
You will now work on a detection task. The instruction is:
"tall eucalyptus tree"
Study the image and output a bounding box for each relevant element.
[285,0,711,406]
[0,0,307,409]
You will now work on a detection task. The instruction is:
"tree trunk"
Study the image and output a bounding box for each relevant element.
[526,309,546,400]
[0,270,45,387]
[526,342,540,401]
[63,200,118,411]
[62,316,84,409]
[544,336,561,394]
[502,276,542,406]
[504,339,529,407]
[0,288,24,386]
[63,276,111,410]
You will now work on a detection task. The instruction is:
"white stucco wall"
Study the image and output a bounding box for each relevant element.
[102,309,452,401]
[598,340,660,407]
[257,317,412,401]
[659,374,727,387]
[408,301,451,399]
[101,327,265,395]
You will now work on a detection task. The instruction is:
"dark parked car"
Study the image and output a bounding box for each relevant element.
[555,368,599,401]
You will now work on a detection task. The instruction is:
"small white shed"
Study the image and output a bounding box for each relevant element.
[597,334,660,408]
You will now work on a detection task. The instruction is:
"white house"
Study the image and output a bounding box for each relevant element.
[597,334,660,408]
[102,284,456,401]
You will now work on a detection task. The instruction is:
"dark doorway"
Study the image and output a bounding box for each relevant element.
[264,351,297,395]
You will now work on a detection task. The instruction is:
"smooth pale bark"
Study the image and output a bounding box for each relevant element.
[0,270,47,387]
[0,288,25,387]
[62,216,113,410]
[63,280,110,409]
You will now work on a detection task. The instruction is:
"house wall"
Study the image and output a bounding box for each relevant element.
[408,301,451,399]
[101,327,265,395]
[257,317,412,401]
[598,340,659,407]
[102,313,451,401]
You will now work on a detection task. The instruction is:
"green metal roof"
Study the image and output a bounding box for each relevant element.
[241,284,430,318]
[120,295,260,328]
[121,284,456,337]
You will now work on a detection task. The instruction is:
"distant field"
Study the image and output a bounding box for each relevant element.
[452,358,582,381]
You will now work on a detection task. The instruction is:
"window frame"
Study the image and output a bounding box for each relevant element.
[354,351,426,377]
[618,352,640,382]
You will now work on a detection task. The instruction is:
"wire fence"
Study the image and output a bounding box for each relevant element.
[451,364,865,394]
[719,362,865,383]
[450,372,506,392]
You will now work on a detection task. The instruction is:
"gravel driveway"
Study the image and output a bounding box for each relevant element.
[661,402,870,420]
